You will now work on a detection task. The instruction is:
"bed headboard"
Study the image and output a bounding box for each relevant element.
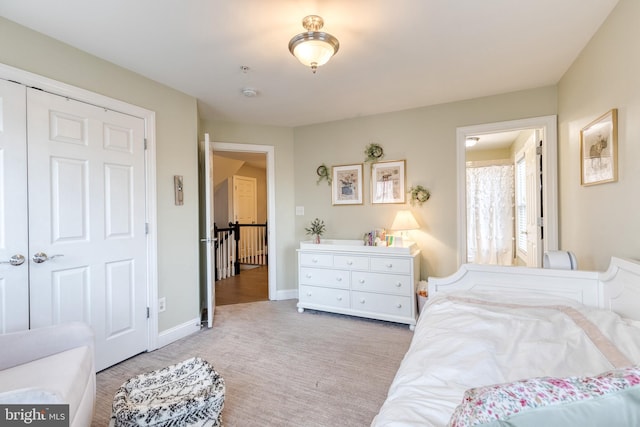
[428,257,640,321]
[599,257,640,321]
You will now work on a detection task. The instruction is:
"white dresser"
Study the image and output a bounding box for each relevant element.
[297,240,420,330]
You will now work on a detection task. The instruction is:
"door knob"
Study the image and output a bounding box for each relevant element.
[1,254,26,266]
[32,252,64,264]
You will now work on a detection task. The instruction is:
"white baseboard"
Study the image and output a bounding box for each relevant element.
[276,289,298,300]
[157,317,201,348]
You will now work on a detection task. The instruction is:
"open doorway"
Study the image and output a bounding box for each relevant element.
[456,116,558,267]
[213,151,268,305]
[211,142,277,306]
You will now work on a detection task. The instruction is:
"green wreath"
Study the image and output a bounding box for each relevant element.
[364,143,384,162]
[408,185,431,206]
[316,164,331,185]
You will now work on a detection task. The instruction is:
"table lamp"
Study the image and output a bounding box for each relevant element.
[390,210,419,246]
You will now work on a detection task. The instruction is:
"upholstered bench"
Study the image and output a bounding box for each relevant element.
[110,357,225,427]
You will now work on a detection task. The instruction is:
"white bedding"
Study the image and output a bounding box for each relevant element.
[371,291,640,427]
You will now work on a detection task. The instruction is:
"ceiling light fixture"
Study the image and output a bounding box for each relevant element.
[465,137,480,148]
[288,15,340,74]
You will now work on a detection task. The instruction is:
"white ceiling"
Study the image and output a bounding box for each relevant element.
[0,0,619,127]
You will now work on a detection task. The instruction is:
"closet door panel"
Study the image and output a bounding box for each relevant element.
[27,88,148,371]
[0,79,28,333]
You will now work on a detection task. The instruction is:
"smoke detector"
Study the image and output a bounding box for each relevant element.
[242,87,258,97]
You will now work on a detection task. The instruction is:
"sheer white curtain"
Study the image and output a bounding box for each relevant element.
[466,164,514,265]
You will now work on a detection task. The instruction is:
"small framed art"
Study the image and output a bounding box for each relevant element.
[332,164,363,205]
[580,109,618,186]
[371,160,406,204]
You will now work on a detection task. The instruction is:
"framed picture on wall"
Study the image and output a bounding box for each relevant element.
[332,164,363,205]
[580,108,618,186]
[371,160,406,204]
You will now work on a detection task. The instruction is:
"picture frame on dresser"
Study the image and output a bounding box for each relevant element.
[332,163,363,205]
[371,160,406,204]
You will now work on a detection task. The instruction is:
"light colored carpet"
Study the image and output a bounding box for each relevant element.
[92,299,413,426]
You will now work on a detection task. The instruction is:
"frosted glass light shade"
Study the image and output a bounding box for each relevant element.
[291,36,337,68]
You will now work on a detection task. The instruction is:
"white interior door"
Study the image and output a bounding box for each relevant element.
[0,79,29,333]
[232,175,257,224]
[232,175,257,262]
[201,134,215,328]
[26,88,148,371]
[525,130,544,267]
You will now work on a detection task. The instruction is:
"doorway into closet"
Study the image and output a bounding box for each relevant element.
[0,64,157,372]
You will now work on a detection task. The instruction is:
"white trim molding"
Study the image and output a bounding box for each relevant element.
[157,317,201,348]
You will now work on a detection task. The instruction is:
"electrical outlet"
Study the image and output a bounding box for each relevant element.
[158,297,166,312]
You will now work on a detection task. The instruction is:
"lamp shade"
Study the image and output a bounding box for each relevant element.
[391,210,419,231]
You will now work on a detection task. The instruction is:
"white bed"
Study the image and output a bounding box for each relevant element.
[372,257,640,427]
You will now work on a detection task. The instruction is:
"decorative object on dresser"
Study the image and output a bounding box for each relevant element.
[371,160,406,204]
[305,218,326,244]
[331,164,363,205]
[408,184,431,206]
[297,239,420,330]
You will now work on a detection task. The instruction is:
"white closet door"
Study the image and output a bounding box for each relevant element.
[26,88,148,371]
[0,79,29,333]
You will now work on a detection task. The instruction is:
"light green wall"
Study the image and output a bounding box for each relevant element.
[558,0,640,271]
[201,120,297,293]
[0,17,200,332]
[293,87,557,278]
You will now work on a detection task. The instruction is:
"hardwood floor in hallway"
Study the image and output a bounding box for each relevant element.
[216,265,269,305]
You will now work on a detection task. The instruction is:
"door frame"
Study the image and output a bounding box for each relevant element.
[0,62,159,350]
[456,115,558,267]
[213,142,276,301]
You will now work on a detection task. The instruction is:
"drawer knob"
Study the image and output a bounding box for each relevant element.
[347,260,353,265]
[360,298,366,304]
[386,263,393,268]
[306,273,312,278]
[307,292,312,296]
[312,258,318,263]
[396,303,402,308]
[337,296,342,301]
[336,277,342,282]
[359,279,365,284]
[395,282,402,287]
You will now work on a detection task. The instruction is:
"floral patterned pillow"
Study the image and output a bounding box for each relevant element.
[449,366,640,427]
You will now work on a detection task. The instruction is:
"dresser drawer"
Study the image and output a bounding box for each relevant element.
[351,291,412,317]
[299,252,333,267]
[299,285,350,309]
[351,271,412,296]
[333,255,368,270]
[370,257,412,274]
[299,267,349,289]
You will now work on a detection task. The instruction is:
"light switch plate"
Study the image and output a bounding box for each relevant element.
[295,206,304,216]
